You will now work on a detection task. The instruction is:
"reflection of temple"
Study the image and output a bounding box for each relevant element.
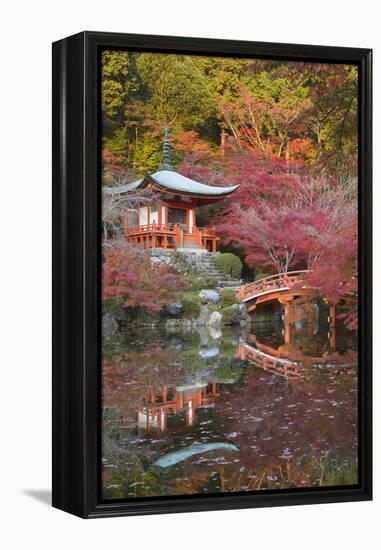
[134,382,220,433]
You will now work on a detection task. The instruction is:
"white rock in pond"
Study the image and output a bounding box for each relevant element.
[199,289,220,304]
[207,311,222,326]
[209,326,222,340]
[199,347,220,359]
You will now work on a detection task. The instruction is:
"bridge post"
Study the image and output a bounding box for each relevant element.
[279,297,293,345]
[279,298,292,324]
[329,326,336,352]
[284,322,292,345]
[329,303,336,328]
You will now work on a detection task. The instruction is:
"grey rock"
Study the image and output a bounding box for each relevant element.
[231,303,246,315]
[196,303,209,326]
[199,289,220,304]
[102,313,118,338]
[165,303,183,316]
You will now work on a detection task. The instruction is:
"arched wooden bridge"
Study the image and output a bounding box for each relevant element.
[239,270,338,331]
[239,270,311,312]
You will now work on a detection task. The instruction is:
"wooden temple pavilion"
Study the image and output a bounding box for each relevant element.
[104,129,240,253]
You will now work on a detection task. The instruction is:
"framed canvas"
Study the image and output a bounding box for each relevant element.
[52,31,372,518]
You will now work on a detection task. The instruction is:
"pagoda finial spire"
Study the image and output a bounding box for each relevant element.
[159,127,173,171]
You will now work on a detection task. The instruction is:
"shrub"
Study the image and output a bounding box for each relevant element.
[216,253,243,279]
[220,288,237,307]
[220,306,237,325]
[183,272,218,291]
[179,294,200,318]
[103,241,185,311]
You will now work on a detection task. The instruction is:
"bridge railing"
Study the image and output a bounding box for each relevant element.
[239,270,310,302]
[238,343,301,379]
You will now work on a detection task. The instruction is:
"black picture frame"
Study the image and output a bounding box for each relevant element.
[52,31,372,519]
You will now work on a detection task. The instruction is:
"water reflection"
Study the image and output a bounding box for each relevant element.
[134,382,220,433]
[102,321,358,499]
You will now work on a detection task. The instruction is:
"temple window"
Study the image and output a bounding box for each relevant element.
[168,207,186,229]
[127,210,138,227]
[150,204,159,224]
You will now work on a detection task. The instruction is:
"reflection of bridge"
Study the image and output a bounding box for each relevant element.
[238,343,301,379]
[239,329,356,378]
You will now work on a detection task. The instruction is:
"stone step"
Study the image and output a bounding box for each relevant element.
[180,249,241,287]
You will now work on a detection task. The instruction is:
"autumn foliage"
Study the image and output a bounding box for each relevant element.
[101,52,359,328]
[102,241,185,311]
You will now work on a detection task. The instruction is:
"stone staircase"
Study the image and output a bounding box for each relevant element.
[181,239,202,251]
[182,251,241,288]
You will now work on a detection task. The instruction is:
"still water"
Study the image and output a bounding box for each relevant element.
[102,320,358,499]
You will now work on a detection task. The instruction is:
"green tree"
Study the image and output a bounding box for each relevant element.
[136,53,214,130]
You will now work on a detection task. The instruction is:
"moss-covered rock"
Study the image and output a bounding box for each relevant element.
[220,288,237,307]
[184,272,218,291]
[179,294,201,318]
[220,306,237,325]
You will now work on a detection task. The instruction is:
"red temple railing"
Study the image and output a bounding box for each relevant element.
[125,223,219,251]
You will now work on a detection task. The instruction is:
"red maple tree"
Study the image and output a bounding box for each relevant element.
[103,241,185,311]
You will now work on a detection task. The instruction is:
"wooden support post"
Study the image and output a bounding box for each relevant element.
[280,298,292,345]
[152,234,156,248]
[177,391,183,410]
[163,235,168,249]
[284,322,292,345]
[212,239,217,253]
[283,301,291,323]
[329,326,336,352]
[158,203,162,226]
[198,388,202,406]
[329,304,336,328]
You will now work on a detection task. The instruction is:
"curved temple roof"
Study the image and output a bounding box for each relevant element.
[103,170,239,198]
[103,128,240,200]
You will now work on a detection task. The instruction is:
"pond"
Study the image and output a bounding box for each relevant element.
[102,318,358,500]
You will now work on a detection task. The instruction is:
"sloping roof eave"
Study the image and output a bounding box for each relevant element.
[103,170,240,198]
[147,171,240,197]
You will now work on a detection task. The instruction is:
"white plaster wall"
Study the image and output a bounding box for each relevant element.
[189,208,194,230]
[161,206,167,225]
[150,207,158,224]
[139,206,148,225]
